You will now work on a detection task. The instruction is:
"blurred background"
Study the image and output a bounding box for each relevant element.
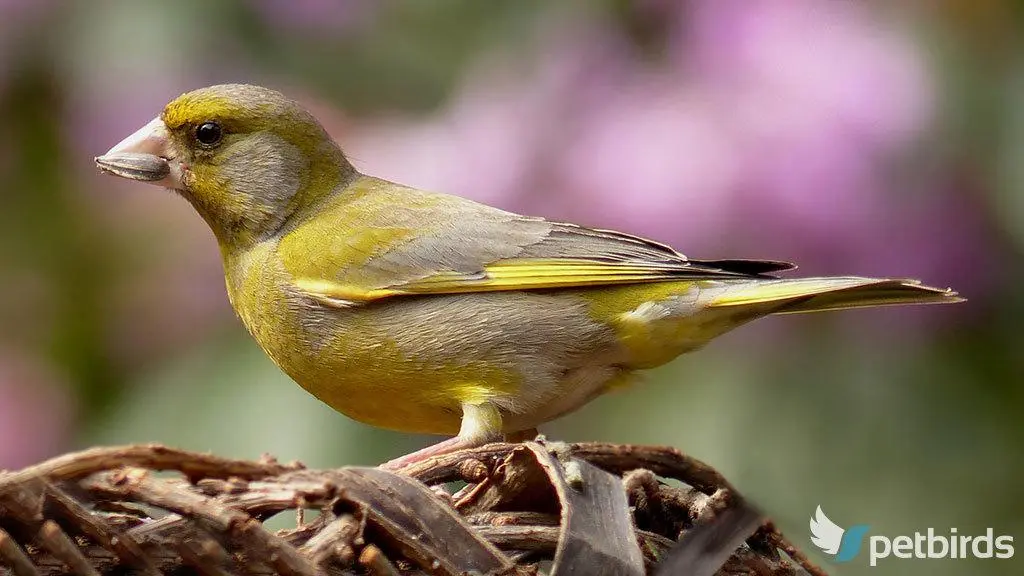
[0,1,1021,574]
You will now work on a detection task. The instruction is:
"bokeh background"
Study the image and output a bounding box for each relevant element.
[0,1,1021,574]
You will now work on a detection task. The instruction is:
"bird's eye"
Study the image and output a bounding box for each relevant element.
[195,121,223,146]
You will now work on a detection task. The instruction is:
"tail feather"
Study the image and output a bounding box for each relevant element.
[707,277,963,315]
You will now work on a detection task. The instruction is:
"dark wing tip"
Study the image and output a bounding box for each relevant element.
[692,259,797,277]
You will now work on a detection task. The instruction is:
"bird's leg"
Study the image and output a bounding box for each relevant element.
[504,428,540,443]
[379,436,478,471]
[381,402,502,471]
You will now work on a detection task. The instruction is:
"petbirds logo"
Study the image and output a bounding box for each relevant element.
[810,506,871,563]
[809,506,1014,567]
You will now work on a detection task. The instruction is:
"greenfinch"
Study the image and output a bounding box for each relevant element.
[95,84,962,468]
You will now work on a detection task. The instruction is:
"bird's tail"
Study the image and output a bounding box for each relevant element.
[707,277,964,315]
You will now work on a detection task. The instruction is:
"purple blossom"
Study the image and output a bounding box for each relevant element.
[345,0,988,306]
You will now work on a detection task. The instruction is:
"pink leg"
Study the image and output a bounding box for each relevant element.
[380,403,503,471]
[380,435,481,471]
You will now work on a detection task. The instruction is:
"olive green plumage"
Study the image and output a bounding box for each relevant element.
[96,84,963,467]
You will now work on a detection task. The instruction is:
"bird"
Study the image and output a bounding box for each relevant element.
[95,84,963,469]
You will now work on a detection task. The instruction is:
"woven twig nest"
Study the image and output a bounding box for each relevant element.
[0,442,825,575]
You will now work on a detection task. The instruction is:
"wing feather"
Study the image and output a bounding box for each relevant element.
[285,178,793,306]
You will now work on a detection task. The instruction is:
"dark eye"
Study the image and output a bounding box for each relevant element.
[195,121,223,146]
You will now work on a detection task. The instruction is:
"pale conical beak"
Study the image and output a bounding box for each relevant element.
[95,117,182,188]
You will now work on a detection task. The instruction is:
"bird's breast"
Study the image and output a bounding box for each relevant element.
[220,243,521,434]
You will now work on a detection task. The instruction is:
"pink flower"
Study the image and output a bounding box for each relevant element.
[345,2,986,295]
[340,1,988,328]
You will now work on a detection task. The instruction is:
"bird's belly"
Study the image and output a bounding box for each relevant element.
[223,249,464,434]
[272,302,622,436]
[502,364,635,432]
[288,359,469,435]
[247,308,492,435]
[285,347,632,436]
[230,268,626,436]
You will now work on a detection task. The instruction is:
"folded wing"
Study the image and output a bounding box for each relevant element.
[282,178,793,307]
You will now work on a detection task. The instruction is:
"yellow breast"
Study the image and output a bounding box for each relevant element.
[221,242,526,435]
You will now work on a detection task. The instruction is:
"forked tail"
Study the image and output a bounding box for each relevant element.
[708,277,963,315]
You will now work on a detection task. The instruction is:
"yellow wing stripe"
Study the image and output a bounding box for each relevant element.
[708,278,877,307]
[295,258,691,304]
[707,277,961,311]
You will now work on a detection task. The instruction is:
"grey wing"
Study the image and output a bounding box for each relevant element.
[519,222,794,277]
[331,179,793,297]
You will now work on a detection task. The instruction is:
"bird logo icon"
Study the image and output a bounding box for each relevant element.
[809,506,871,562]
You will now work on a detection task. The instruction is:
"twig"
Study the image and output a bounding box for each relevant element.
[569,443,735,495]
[0,443,818,576]
[358,545,401,576]
[175,538,236,576]
[0,528,39,576]
[36,521,100,576]
[298,513,361,567]
[763,521,828,576]
[652,500,763,576]
[87,468,317,576]
[0,446,300,491]
[42,482,160,576]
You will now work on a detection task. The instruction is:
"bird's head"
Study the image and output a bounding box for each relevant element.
[96,84,354,247]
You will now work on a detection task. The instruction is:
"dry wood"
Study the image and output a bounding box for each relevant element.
[525,443,645,576]
[0,442,826,575]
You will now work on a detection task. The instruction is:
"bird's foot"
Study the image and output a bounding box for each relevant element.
[379,435,479,472]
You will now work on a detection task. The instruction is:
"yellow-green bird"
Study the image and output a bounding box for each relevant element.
[95,84,962,469]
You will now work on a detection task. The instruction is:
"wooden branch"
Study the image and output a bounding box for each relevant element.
[0,446,300,490]
[0,442,825,575]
